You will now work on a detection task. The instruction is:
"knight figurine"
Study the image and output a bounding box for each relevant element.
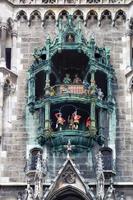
[72,110,81,130]
[55,112,65,131]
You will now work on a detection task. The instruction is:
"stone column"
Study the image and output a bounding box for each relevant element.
[0,73,4,142]
[90,69,96,136]
[28,73,35,104]
[107,75,112,102]
[45,71,50,96]
[44,101,50,130]
[11,31,18,73]
[0,23,7,67]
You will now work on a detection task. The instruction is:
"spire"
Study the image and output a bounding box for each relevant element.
[105,178,115,200]
[25,181,34,200]
[34,152,44,200]
[96,151,105,200]
[66,139,72,159]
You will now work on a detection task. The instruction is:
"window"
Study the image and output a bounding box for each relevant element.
[5,48,11,70]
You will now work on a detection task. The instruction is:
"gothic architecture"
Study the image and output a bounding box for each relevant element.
[0,0,133,199]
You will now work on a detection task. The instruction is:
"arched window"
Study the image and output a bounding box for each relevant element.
[16,10,27,22]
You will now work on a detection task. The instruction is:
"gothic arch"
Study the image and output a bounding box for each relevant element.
[86,10,98,26]
[114,9,126,25]
[45,185,93,200]
[16,10,28,21]
[100,9,112,25]
[44,10,55,21]
[58,10,69,20]
[73,10,84,21]
[129,76,133,91]
[29,10,42,22]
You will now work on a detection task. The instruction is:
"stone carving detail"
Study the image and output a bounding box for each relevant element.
[96,151,105,200]
[62,166,76,184]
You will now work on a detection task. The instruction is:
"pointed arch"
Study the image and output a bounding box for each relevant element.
[114,9,126,22]
[58,10,69,19]
[73,10,84,21]
[16,10,28,21]
[45,185,93,200]
[129,76,133,91]
[44,10,55,21]
[86,10,98,21]
[29,10,42,21]
[100,9,112,21]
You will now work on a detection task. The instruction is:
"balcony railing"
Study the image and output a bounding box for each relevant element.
[45,84,105,100]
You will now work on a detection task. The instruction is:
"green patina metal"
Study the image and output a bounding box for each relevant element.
[27,15,115,151]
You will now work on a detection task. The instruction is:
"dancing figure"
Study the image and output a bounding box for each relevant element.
[55,112,65,131]
[97,88,104,100]
[86,117,91,129]
[73,74,82,84]
[83,80,90,95]
[72,111,81,130]
[89,80,97,96]
[68,115,74,130]
[63,73,72,84]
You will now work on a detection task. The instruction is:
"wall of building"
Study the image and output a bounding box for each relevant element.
[0,0,133,199]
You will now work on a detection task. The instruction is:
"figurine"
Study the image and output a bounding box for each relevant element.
[55,112,65,131]
[83,80,90,95]
[68,115,74,130]
[67,34,74,43]
[63,73,72,84]
[89,80,97,96]
[50,87,56,96]
[72,110,81,130]
[86,117,91,129]
[73,74,82,84]
[97,88,104,100]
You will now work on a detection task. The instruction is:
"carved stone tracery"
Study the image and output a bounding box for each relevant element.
[62,166,76,184]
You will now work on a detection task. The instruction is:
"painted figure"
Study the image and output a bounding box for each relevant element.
[89,80,97,96]
[63,73,72,84]
[72,110,81,130]
[55,112,65,131]
[97,88,104,100]
[73,74,82,84]
[68,115,74,130]
[86,117,91,129]
[83,80,90,95]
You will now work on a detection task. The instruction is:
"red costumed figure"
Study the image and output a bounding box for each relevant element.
[86,117,91,129]
[72,110,81,130]
[55,112,65,131]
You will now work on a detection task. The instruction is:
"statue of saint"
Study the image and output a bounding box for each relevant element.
[55,112,65,131]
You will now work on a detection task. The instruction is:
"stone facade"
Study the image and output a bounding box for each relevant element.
[0,0,133,199]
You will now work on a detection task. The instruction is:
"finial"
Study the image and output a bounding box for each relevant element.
[90,32,95,40]
[66,139,72,159]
